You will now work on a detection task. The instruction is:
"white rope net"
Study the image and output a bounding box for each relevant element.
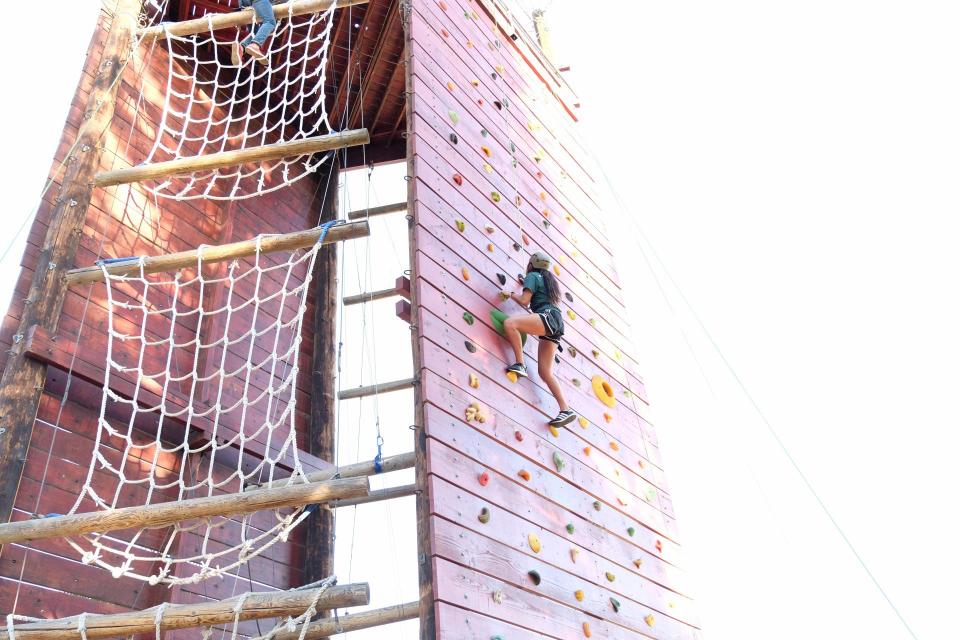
[140,0,339,200]
[64,226,335,586]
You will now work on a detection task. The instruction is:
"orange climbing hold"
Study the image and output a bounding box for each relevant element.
[583,446,591,456]
[633,559,643,569]
[447,81,455,91]
[517,469,531,481]
[582,622,592,638]
[506,371,518,383]
[461,267,470,281]
[481,145,492,157]
[441,28,449,37]
[603,412,612,423]
[438,0,447,8]
[591,376,616,408]
[487,243,495,252]
[609,441,620,452]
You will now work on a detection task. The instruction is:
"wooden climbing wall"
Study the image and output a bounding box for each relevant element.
[406,0,701,638]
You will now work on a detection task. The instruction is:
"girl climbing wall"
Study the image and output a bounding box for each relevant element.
[503,251,578,427]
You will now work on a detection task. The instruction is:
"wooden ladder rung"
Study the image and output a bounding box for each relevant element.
[139,0,371,41]
[0,476,368,545]
[343,276,411,306]
[346,201,407,220]
[66,220,370,285]
[274,601,419,639]
[338,377,416,401]
[94,130,369,188]
[0,585,371,640]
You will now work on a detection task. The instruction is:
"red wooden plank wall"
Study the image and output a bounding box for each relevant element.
[407,1,699,638]
[0,8,328,622]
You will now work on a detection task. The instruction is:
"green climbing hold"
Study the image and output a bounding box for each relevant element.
[627,527,636,537]
[490,309,527,345]
[478,507,491,524]
[553,451,565,473]
[528,570,541,586]
[491,636,504,640]
[593,501,602,511]
[610,597,622,613]
[448,109,459,125]
[455,219,465,232]
[463,311,475,325]
[566,523,575,534]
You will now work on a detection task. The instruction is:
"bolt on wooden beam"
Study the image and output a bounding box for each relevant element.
[0,585,371,640]
[0,476,368,545]
[94,130,369,188]
[66,220,370,286]
[139,0,371,40]
[338,377,416,401]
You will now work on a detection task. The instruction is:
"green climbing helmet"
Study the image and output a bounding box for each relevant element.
[529,251,551,270]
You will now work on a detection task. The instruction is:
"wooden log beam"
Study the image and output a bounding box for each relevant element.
[139,0,371,40]
[250,451,415,490]
[0,476,368,545]
[347,201,407,220]
[0,0,144,527]
[0,585,371,640]
[343,276,410,306]
[337,377,416,401]
[94,129,369,188]
[329,483,416,508]
[274,601,419,640]
[305,161,340,589]
[66,220,370,285]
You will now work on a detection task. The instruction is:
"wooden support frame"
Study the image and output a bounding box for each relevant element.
[329,483,416,509]
[0,0,144,529]
[0,476,368,545]
[338,377,416,401]
[274,601,419,640]
[347,201,407,220]
[94,130,369,188]
[0,585,371,640]
[66,220,370,286]
[139,0,371,40]
[343,275,411,306]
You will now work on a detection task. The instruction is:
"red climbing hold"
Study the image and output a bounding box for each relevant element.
[452,173,463,186]
[441,28,449,38]
[478,471,490,486]
[514,430,524,442]
[655,539,663,553]
[438,0,447,9]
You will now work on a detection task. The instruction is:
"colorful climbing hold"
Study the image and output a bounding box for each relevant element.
[644,614,655,627]
[591,349,600,359]
[574,589,584,602]
[496,273,507,285]
[570,548,579,563]
[478,507,491,524]
[463,310,475,324]
[610,597,622,613]
[449,133,459,144]
[455,219,465,233]
[493,100,503,110]
[481,145,492,157]
[571,378,581,387]
[605,571,616,582]
[578,416,589,429]
[483,163,493,174]
[487,243,495,252]
[461,267,470,281]
[465,341,477,353]
[485,225,495,234]
[512,242,521,252]
[521,233,530,245]
[633,559,643,569]
[447,81,455,91]
[438,0,447,9]
[589,318,597,328]
[593,501,601,511]
[591,376,616,408]
[506,371,518,384]
[495,64,506,74]
[469,373,480,388]
[542,209,550,218]
[499,291,510,301]
[466,39,474,48]
[453,173,463,186]
[478,471,490,486]
[583,446,591,456]
[491,192,501,203]
[528,570,541,585]
[548,425,559,438]
[492,590,503,604]
[567,310,576,321]
[470,78,480,87]
[528,533,541,553]
[627,527,636,537]
[609,441,620,452]
[514,430,524,442]
[477,99,484,106]
[568,346,578,357]
[566,523,575,534]
[603,412,613,423]
[553,452,565,472]
[517,469,531,481]
[655,539,663,553]
[553,264,561,276]
[565,292,574,303]
[582,622,592,638]
[441,28,449,37]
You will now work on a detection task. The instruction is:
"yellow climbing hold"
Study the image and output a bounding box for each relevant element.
[553,265,561,276]
[487,243,495,252]
[470,79,480,87]
[548,425,559,438]
[574,589,584,602]
[644,614,655,627]
[591,349,600,358]
[468,373,480,389]
[539,191,547,201]
[528,533,541,553]
[589,318,597,327]
[605,571,616,582]
[491,192,501,203]
[483,163,493,173]
[591,376,616,408]
[578,416,588,429]
[567,310,576,321]
[496,64,506,74]
[506,370,518,383]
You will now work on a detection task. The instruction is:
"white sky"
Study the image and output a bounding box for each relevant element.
[2,1,956,639]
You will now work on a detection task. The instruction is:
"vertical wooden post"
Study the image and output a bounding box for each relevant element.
[304,160,341,589]
[0,0,144,524]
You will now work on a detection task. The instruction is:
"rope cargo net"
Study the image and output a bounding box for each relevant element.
[140,0,338,200]
[65,227,332,585]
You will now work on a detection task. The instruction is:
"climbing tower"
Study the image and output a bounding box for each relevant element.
[0,0,698,639]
